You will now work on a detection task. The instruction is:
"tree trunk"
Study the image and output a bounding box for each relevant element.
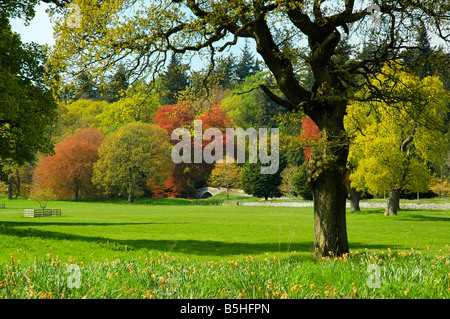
[385,188,400,216]
[226,180,229,200]
[349,187,361,212]
[311,165,349,258]
[7,173,13,200]
[308,110,349,258]
[15,169,21,198]
[74,183,79,201]
[128,181,134,203]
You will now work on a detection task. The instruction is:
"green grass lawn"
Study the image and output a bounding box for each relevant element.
[0,197,448,299]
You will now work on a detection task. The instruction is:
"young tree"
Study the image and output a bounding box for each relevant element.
[29,187,57,214]
[33,128,104,201]
[93,122,172,203]
[49,0,449,257]
[208,157,243,200]
[345,66,450,216]
[279,165,299,199]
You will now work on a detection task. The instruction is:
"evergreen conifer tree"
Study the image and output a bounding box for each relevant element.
[235,41,260,83]
[160,54,189,105]
[241,162,282,200]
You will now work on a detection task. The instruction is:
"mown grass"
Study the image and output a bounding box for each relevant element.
[0,197,448,299]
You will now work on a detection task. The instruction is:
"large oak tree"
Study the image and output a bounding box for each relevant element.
[48,0,449,257]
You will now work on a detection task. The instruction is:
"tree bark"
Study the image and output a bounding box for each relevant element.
[15,169,21,198]
[349,187,361,212]
[7,172,13,200]
[307,108,349,258]
[385,188,400,216]
[128,181,134,203]
[311,167,349,257]
[74,183,79,201]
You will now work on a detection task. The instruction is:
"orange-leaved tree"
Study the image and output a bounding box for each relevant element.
[32,128,104,201]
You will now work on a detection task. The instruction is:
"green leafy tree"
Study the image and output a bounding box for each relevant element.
[222,72,286,129]
[279,165,299,199]
[207,156,243,200]
[1,0,70,21]
[0,14,57,176]
[345,66,450,216]
[98,83,161,133]
[93,122,172,203]
[49,0,449,257]
[53,99,107,139]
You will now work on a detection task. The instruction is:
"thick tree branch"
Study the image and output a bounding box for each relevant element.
[252,17,311,108]
[259,84,295,111]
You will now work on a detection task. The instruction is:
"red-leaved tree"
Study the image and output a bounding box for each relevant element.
[299,116,321,161]
[153,100,196,134]
[32,128,104,200]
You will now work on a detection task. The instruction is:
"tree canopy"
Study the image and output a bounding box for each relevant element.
[33,128,104,201]
[47,0,450,257]
[0,14,57,175]
[93,122,172,202]
[345,65,450,215]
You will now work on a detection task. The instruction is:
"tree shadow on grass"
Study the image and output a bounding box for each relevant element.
[348,209,450,222]
[347,209,385,215]
[0,224,400,257]
[0,221,189,227]
[395,213,450,222]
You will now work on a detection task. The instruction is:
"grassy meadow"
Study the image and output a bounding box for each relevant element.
[0,197,448,299]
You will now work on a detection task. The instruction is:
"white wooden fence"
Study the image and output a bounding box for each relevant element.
[24,209,61,217]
